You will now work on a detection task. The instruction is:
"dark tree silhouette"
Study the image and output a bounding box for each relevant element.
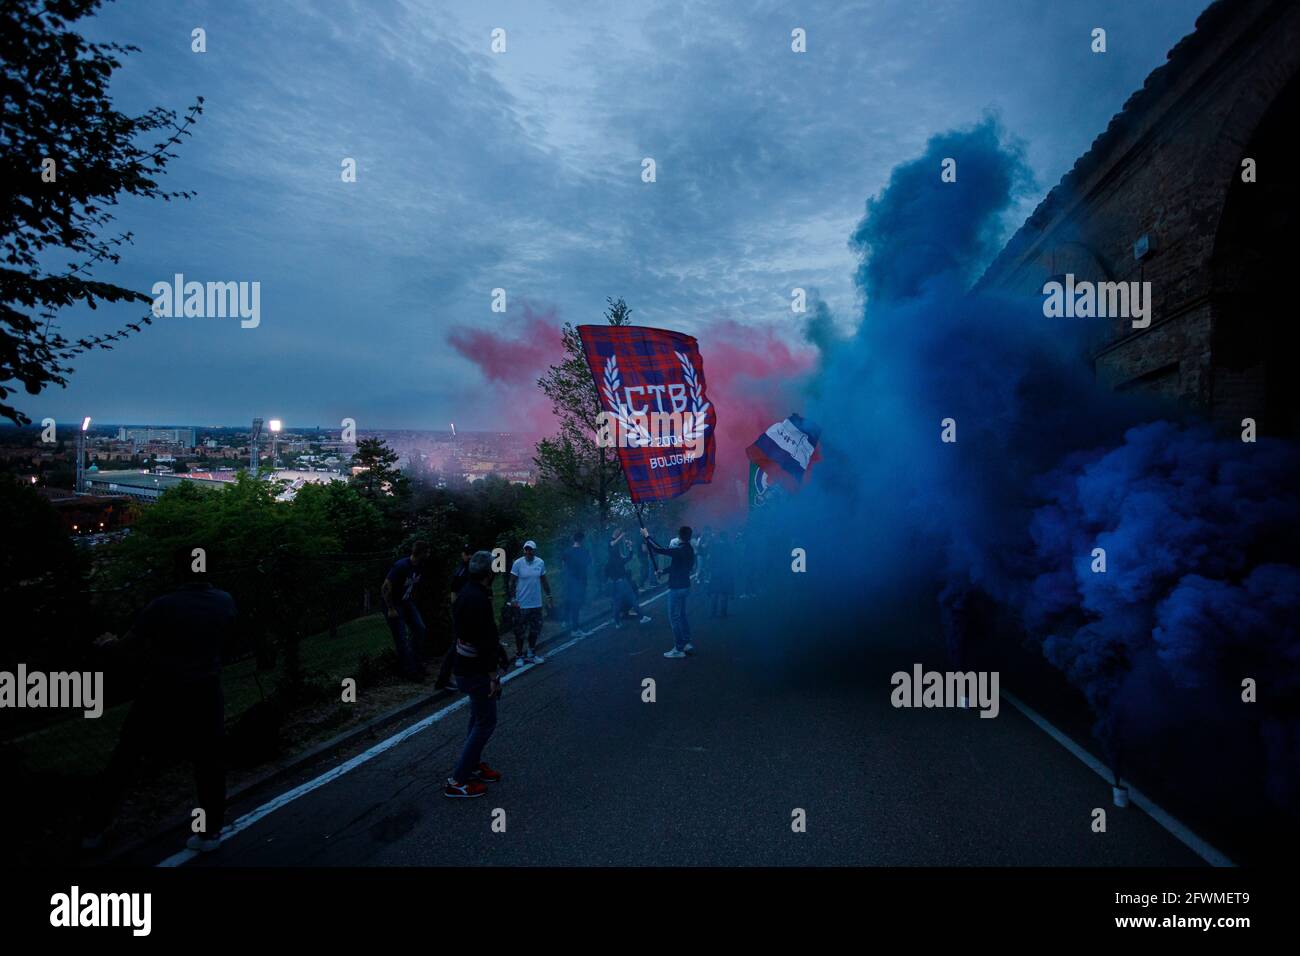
[0,0,203,424]
[349,437,410,502]
[535,296,632,526]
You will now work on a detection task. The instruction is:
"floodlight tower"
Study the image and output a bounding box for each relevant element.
[76,416,91,493]
[269,419,282,469]
[249,418,263,472]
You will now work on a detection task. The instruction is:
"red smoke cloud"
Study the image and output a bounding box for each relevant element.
[694,319,816,520]
[448,302,562,436]
[449,308,816,519]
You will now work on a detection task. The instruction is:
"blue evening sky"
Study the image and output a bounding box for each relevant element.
[37,0,1209,429]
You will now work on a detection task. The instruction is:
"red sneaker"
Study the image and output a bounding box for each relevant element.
[472,762,502,783]
[444,778,488,798]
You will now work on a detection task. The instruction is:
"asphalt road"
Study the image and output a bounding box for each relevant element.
[170,586,1203,867]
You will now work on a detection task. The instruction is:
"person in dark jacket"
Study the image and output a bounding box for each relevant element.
[382,540,430,680]
[435,542,474,689]
[561,532,592,635]
[642,525,695,658]
[449,541,472,599]
[81,545,236,853]
[708,529,735,618]
[606,528,652,628]
[446,550,510,798]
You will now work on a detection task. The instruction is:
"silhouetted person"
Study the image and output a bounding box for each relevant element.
[445,550,510,798]
[383,540,429,680]
[435,542,473,690]
[708,529,735,618]
[561,531,592,636]
[643,525,695,658]
[607,528,651,628]
[449,541,472,599]
[81,546,236,853]
[636,534,654,589]
[695,525,712,584]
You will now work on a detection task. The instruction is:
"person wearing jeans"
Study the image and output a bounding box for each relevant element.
[607,528,651,628]
[507,540,551,665]
[451,672,498,787]
[561,532,591,635]
[446,550,510,798]
[435,543,473,690]
[667,587,691,650]
[643,525,696,659]
[382,541,430,680]
[708,529,735,618]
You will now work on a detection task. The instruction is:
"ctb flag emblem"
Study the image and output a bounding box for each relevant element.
[577,324,716,503]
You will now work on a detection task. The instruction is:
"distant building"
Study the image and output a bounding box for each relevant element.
[116,426,197,446]
[83,470,227,502]
[35,487,135,535]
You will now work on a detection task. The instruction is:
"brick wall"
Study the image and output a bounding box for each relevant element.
[979,0,1300,427]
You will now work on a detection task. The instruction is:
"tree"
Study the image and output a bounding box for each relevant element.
[535,297,632,527]
[0,477,88,669]
[0,0,203,424]
[348,437,410,502]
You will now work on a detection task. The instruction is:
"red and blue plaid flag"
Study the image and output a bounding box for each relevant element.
[577,324,716,503]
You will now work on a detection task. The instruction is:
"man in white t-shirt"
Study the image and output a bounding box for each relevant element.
[507,540,552,666]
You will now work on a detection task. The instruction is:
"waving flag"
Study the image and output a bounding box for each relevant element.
[745,413,822,492]
[748,460,785,511]
[577,324,716,503]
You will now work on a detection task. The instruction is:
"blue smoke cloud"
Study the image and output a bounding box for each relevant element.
[780,117,1300,816]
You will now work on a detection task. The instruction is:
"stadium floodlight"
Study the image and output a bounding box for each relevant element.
[81,416,92,431]
[268,419,282,469]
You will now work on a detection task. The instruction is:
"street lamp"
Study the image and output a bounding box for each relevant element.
[76,417,91,493]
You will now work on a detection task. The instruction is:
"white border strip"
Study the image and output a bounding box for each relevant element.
[158,589,669,867]
[1001,689,1235,867]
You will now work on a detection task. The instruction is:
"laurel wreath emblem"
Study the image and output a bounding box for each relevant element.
[601,351,711,448]
[675,350,711,444]
[602,354,652,446]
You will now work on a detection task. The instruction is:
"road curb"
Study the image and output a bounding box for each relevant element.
[102,588,664,864]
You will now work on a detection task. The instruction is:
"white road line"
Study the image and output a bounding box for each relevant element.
[158,589,670,867]
[1001,689,1235,868]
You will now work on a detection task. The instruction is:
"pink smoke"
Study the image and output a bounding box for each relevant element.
[448,308,816,518]
[694,320,817,520]
[447,302,561,437]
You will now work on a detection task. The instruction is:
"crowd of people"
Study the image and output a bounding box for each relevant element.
[79,520,751,849]
[428,521,744,797]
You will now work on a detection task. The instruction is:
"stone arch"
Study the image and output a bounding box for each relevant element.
[1206,65,1300,437]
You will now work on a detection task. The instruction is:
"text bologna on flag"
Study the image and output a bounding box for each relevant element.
[577,324,716,503]
[745,413,822,491]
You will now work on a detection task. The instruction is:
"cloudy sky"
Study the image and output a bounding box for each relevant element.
[39,0,1210,429]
